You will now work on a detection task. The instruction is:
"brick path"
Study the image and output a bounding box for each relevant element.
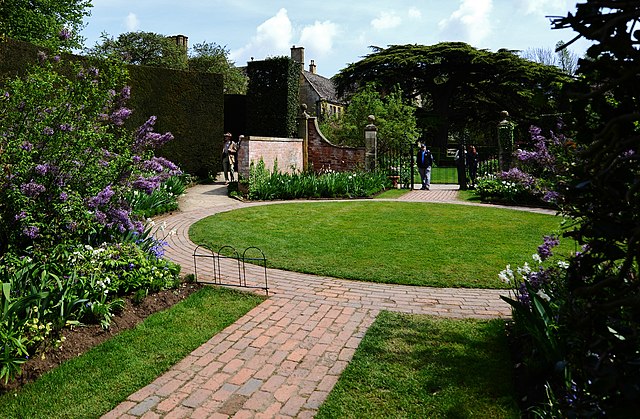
[104,184,549,418]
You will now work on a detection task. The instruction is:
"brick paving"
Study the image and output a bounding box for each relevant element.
[104,183,551,418]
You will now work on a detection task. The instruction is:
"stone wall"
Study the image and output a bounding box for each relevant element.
[238,136,304,177]
[237,116,366,177]
[306,118,366,172]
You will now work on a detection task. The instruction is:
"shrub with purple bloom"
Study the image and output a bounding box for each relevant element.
[23,226,40,239]
[58,28,71,41]
[20,181,46,198]
[538,235,560,261]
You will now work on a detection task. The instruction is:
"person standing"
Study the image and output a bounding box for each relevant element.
[221,132,235,184]
[416,144,434,190]
[466,145,478,187]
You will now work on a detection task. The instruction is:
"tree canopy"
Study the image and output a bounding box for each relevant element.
[0,0,91,50]
[86,31,189,70]
[188,42,247,94]
[334,42,572,149]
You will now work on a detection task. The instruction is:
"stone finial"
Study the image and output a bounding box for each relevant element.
[300,104,310,118]
[499,110,510,125]
[368,115,375,124]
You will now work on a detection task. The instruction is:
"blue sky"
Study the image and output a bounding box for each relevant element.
[80,0,591,77]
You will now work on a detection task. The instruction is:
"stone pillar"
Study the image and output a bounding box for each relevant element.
[364,115,378,171]
[498,110,514,171]
[298,104,310,171]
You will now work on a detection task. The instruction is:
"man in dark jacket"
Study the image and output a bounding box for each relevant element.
[416,144,434,190]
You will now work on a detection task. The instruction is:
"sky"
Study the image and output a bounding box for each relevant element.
[80,0,592,77]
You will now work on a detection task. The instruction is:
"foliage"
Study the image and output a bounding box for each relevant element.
[498,2,640,416]
[0,0,90,51]
[476,125,577,207]
[0,50,183,383]
[0,53,181,256]
[246,57,300,138]
[334,42,572,149]
[188,42,247,94]
[246,159,390,200]
[85,31,188,70]
[126,175,188,218]
[320,84,418,150]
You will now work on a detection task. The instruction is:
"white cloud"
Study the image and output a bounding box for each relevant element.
[230,8,293,64]
[299,20,339,56]
[518,0,574,15]
[124,12,140,31]
[408,7,422,20]
[438,0,493,45]
[371,11,402,30]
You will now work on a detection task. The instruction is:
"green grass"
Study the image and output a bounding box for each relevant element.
[190,201,571,288]
[0,286,265,419]
[316,311,520,419]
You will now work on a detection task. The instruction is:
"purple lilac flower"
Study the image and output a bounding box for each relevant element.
[88,185,115,208]
[58,28,71,41]
[108,208,135,233]
[543,191,560,203]
[59,192,69,201]
[498,168,536,187]
[43,126,54,135]
[20,181,46,198]
[35,164,49,175]
[110,107,132,126]
[132,176,161,194]
[94,210,107,224]
[14,211,27,221]
[23,226,40,239]
[537,235,560,261]
[21,141,33,151]
[59,123,73,132]
[53,55,61,63]
[132,155,141,163]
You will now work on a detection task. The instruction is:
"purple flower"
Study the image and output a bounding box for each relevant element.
[20,181,46,198]
[88,185,115,208]
[110,107,132,126]
[14,211,27,221]
[23,226,40,239]
[35,164,49,175]
[58,28,71,41]
[88,67,99,78]
[537,235,560,261]
[59,123,73,132]
[43,126,54,136]
[53,55,61,63]
[59,192,69,202]
[543,191,560,203]
[21,141,33,151]
[132,176,161,194]
[94,210,107,224]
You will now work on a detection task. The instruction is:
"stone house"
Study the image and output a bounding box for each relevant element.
[290,46,345,121]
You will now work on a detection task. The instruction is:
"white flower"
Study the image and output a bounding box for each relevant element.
[499,264,514,284]
[536,290,551,302]
[517,262,531,277]
[557,261,570,269]
[532,253,542,263]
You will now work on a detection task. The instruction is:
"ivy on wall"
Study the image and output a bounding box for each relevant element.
[246,57,300,138]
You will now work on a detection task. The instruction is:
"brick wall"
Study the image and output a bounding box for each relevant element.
[238,136,304,177]
[307,118,366,172]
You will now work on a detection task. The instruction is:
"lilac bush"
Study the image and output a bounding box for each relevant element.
[0,53,181,255]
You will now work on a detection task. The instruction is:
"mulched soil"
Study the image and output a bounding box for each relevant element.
[0,282,204,394]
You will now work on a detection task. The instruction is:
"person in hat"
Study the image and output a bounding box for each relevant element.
[221,132,236,184]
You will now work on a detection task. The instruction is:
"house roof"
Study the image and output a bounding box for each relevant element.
[302,70,344,105]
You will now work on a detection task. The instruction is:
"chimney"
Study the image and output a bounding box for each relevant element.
[291,45,305,68]
[169,34,188,50]
[309,59,317,74]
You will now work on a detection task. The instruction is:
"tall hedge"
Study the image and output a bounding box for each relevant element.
[0,37,224,177]
[246,57,300,138]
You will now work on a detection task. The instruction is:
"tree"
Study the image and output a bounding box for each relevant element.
[334,43,572,150]
[521,41,579,75]
[0,0,91,50]
[188,42,247,94]
[319,85,418,150]
[86,31,188,70]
